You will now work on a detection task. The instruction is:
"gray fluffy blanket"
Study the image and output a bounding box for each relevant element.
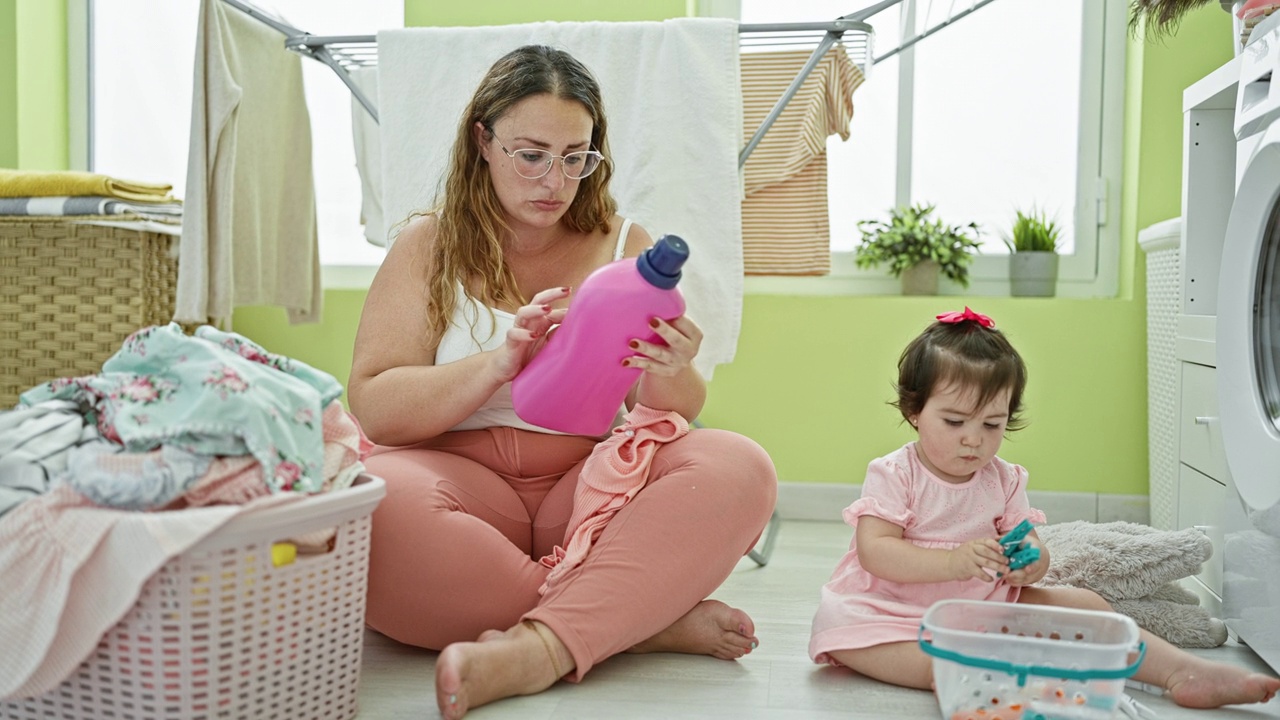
[1035,520,1228,648]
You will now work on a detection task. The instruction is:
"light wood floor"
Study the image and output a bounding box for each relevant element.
[356,520,1280,719]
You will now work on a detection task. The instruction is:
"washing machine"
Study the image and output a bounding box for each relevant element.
[1218,13,1280,675]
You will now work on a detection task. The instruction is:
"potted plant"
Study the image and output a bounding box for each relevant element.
[1004,208,1062,297]
[854,203,981,295]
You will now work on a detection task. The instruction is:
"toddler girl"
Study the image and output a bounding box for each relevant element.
[809,307,1280,709]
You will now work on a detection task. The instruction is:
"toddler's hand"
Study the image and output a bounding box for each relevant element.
[948,538,1009,582]
[1001,539,1047,586]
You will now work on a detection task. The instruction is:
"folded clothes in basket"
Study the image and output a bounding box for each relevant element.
[0,168,176,203]
[0,195,183,223]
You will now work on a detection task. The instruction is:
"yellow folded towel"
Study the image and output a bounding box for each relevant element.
[0,169,177,203]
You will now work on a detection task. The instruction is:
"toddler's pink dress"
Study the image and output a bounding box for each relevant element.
[809,442,1046,665]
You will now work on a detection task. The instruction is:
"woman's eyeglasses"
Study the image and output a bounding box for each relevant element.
[487,128,604,180]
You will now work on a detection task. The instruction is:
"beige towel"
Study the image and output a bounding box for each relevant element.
[177,0,321,325]
[0,169,175,203]
[740,47,864,275]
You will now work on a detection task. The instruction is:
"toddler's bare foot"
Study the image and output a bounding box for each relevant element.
[435,621,571,720]
[627,599,757,660]
[1166,659,1280,708]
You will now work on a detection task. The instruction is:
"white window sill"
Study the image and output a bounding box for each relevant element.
[323,251,1115,298]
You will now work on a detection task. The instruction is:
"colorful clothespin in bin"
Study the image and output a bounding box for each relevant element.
[997,519,1041,574]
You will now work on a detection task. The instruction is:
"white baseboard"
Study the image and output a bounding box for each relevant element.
[775,482,1150,525]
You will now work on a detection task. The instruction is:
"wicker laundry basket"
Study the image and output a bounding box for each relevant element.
[0,217,178,408]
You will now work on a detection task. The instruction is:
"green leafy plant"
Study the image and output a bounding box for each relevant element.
[1003,208,1062,254]
[854,203,982,288]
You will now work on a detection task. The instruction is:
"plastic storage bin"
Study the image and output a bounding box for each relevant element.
[919,600,1145,720]
[0,474,386,720]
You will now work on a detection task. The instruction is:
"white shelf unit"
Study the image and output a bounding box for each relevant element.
[1169,55,1241,617]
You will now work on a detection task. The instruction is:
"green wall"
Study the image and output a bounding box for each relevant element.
[5,2,1237,495]
[0,0,66,170]
[0,0,17,168]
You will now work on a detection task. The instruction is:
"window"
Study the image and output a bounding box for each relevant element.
[738,0,1125,297]
[82,0,400,270]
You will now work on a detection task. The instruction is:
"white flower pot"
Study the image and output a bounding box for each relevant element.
[1009,252,1059,297]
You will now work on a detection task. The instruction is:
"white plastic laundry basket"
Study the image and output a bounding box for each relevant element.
[0,474,386,720]
[919,600,1145,720]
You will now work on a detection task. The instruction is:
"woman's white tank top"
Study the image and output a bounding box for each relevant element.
[433,218,633,434]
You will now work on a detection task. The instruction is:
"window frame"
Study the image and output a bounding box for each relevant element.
[743,0,1126,298]
[66,0,1125,294]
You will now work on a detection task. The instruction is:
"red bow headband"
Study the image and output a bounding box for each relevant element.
[936,307,995,329]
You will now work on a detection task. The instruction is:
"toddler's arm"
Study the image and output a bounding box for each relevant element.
[857,516,1010,584]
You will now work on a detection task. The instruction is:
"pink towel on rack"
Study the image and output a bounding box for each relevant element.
[539,405,689,594]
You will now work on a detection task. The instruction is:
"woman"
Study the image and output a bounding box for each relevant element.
[348,45,777,719]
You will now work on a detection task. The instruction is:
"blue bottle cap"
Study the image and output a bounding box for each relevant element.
[637,234,689,289]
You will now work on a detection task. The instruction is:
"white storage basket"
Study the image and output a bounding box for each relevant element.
[0,475,386,720]
[919,600,1144,720]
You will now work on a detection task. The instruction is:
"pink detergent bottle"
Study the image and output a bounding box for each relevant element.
[511,234,689,435]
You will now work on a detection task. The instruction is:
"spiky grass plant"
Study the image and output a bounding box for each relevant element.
[1004,208,1062,254]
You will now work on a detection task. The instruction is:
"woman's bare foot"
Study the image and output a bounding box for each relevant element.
[1166,658,1280,708]
[435,621,573,720]
[627,599,757,660]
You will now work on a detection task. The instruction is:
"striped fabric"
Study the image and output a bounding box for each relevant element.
[740,47,864,275]
[0,196,183,224]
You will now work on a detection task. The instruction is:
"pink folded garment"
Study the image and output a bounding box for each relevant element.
[539,405,689,594]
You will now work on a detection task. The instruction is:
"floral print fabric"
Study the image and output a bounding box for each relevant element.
[20,323,343,493]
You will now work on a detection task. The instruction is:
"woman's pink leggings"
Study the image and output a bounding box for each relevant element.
[362,426,777,679]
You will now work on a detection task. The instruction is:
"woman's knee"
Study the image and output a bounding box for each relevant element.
[682,429,777,519]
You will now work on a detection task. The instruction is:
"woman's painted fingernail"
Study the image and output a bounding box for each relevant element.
[739,624,746,634]
[542,304,551,312]
[628,340,639,349]
[750,641,758,649]
[621,359,631,367]
[562,286,571,293]
[449,694,457,704]
[649,318,660,328]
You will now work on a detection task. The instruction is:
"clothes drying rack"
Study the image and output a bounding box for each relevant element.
[217,0,999,567]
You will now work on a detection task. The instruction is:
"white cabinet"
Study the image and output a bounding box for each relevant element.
[1168,57,1242,616]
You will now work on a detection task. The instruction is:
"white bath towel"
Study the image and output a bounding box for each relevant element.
[377,20,743,378]
[178,0,321,326]
[349,66,386,247]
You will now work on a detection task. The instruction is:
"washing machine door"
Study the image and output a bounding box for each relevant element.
[1219,121,1280,513]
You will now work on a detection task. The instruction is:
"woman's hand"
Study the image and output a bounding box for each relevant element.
[624,315,703,377]
[490,287,570,383]
[947,538,1010,582]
